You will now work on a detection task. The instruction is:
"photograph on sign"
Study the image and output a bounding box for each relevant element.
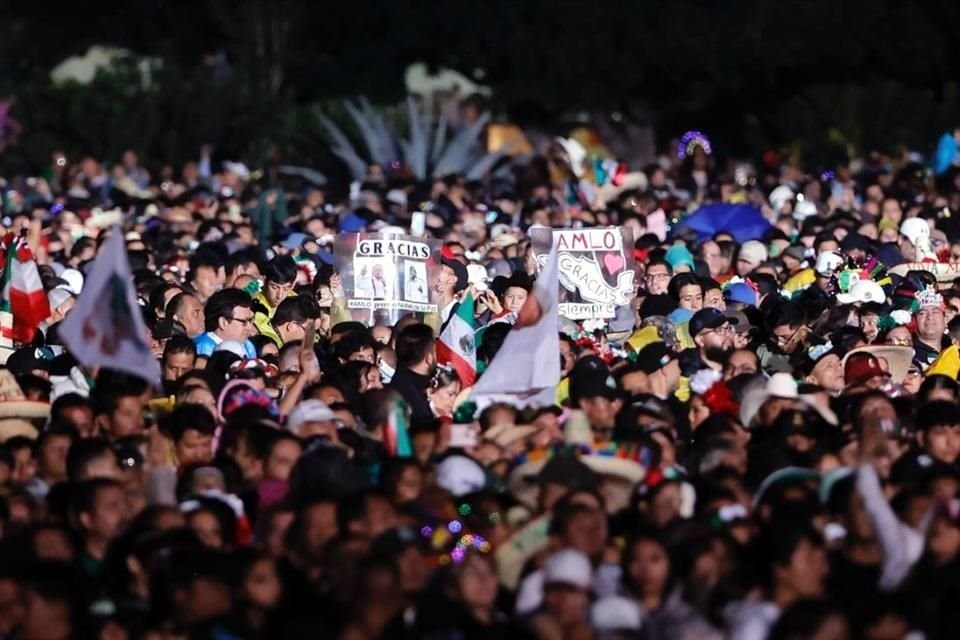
[335,232,442,324]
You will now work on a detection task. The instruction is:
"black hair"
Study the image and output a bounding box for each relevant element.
[394,323,435,367]
[225,247,263,277]
[65,438,119,482]
[162,335,197,362]
[90,371,148,418]
[919,375,960,404]
[768,599,847,640]
[263,255,298,285]
[754,524,822,591]
[164,403,217,443]
[149,282,182,318]
[203,288,252,332]
[336,489,390,533]
[17,374,51,401]
[334,330,379,363]
[185,497,238,549]
[916,400,960,432]
[667,273,701,302]
[764,299,805,331]
[69,477,123,523]
[272,296,308,329]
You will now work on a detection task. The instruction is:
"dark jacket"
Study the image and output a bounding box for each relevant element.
[389,366,433,424]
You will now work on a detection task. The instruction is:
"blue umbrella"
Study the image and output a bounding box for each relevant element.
[671,203,772,244]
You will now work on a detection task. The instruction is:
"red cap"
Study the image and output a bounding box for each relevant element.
[844,352,888,387]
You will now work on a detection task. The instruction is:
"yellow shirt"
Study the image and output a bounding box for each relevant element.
[928,345,960,379]
[784,268,816,293]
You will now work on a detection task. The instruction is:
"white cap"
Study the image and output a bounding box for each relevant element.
[214,340,246,358]
[769,185,795,212]
[738,240,768,267]
[222,161,251,179]
[766,372,799,399]
[543,549,593,590]
[591,596,644,631]
[793,199,818,221]
[836,280,886,305]
[59,268,84,295]
[899,218,929,246]
[286,399,336,434]
[47,287,74,312]
[435,455,486,497]
[814,251,844,276]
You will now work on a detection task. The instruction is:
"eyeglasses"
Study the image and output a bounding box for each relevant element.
[644,272,670,281]
[773,327,801,345]
[229,315,254,326]
[706,325,734,336]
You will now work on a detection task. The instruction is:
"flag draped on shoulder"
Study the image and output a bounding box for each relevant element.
[60,228,161,383]
[471,229,561,409]
[436,292,477,386]
[0,231,50,344]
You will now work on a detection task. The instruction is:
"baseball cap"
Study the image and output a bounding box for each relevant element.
[591,596,644,632]
[724,282,758,306]
[543,549,593,590]
[814,251,844,277]
[793,199,818,221]
[665,244,695,271]
[844,352,888,387]
[738,240,768,267]
[635,342,675,375]
[286,399,336,433]
[689,307,737,339]
[900,218,929,245]
[724,309,751,334]
[47,287,74,312]
[836,280,886,305]
[442,258,469,293]
[569,357,619,402]
[5,347,54,377]
[436,455,487,496]
[782,245,807,262]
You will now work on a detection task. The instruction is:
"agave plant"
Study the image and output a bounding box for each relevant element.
[318,96,510,182]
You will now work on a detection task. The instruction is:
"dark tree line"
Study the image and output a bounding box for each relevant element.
[1,0,960,170]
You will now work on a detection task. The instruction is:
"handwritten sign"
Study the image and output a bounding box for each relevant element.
[531,227,636,320]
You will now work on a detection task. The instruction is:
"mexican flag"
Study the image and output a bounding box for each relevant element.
[384,396,413,457]
[0,232,50,344]
[436,292,477,386]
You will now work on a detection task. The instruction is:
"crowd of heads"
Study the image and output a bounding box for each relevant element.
[3,138,960,638]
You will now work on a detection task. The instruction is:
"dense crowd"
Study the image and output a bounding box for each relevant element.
[4,131,960,640]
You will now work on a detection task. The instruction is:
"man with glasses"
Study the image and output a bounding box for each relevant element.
[641,258,672,295]
[680,308,737,376]
[194,288,258,358]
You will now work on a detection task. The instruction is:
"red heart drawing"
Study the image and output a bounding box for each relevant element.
[603,253,625,274]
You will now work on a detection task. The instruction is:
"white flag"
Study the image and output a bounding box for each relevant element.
[60,228,161,383]
[471,228,561,409]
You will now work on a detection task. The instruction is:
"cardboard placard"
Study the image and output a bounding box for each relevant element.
[335,232,442,325]
[530,226,636,320]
